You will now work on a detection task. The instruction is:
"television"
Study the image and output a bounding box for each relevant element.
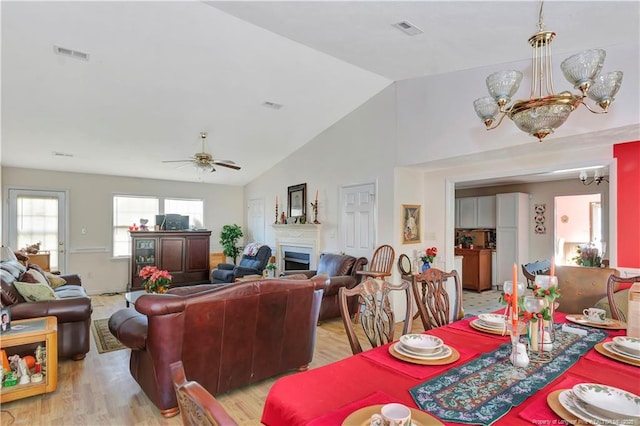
[155,214,189,230]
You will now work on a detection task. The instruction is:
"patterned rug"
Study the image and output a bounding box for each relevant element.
[91,318,126,354]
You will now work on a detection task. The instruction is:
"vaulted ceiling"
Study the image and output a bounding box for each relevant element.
[2,1,638,185]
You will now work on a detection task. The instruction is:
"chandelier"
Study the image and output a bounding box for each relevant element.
[579,169,608,186]
[473,2,623,142]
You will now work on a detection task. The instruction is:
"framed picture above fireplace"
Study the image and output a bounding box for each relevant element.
[288,183,307,221]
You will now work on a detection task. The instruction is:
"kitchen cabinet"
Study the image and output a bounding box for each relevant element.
[454,248,492,292]
[456,196,496,229]
[128,230,211,291]
[496,193,529,285]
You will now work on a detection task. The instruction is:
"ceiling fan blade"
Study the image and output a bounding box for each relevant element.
[215,159,236,164]
[213,161,241,170]
[162,159,194,163]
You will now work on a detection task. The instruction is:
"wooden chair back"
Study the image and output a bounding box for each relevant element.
[368,244,395,276]
[338,278,411,355]
[170,361,239,426]
[606,274,640,320]
[521,260,551,289]
[412,268,463,330]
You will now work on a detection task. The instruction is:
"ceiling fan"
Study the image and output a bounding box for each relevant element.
[162,132,241,172]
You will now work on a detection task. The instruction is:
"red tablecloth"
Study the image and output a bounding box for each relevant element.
[261,313,637,426]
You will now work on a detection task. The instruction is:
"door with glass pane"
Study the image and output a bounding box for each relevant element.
[7,189,67,272]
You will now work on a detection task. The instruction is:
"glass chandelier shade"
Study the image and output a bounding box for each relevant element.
[473,3,623,142]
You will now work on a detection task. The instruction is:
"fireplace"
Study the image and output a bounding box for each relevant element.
[273,224,321,273]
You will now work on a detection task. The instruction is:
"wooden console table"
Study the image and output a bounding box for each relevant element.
[0,316,58,402]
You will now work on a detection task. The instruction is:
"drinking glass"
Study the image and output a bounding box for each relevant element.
[504,319,528,380]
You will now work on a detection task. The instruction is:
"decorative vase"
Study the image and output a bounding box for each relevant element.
[421,262,430,272]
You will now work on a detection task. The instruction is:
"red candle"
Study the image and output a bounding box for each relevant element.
[315,190,318,202]
[276,195,278,206]
[512,263,518,323]
[550,256,555,277]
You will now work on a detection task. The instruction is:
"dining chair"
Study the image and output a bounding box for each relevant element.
[354,244,395,322]
[605,274,640,321]
[170,361,239,426]
[338,277,411,355]
[412,268,463,330]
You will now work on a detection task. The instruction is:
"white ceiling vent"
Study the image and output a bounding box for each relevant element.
[53,45,90,61]
[52,151,74,158]
[262,101,283,110]
[392,21,424,36]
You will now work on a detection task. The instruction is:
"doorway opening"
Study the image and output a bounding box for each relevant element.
[554,194,602,266]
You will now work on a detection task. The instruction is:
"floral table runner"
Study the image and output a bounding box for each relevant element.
[409,324,607,425]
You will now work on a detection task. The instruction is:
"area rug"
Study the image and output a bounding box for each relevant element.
[92,318,126,354]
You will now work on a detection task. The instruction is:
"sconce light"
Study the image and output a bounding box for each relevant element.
[579,169,609,185]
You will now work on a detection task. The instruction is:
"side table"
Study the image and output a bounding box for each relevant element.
[0,316,58,403]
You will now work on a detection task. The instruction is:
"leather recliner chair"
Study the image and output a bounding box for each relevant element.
[108,275,329,417]
[211,245,272,284]
[282,253,368,322]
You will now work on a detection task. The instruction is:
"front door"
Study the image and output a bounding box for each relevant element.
[340,182,376,259]
[247,198,265,244]
[7,189,67,272]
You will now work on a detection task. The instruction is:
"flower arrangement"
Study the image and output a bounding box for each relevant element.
[572,243,601,267]
[265,256,277,271]
[139,266,172,294]
[420,247,438,264]
[459,235,473,248]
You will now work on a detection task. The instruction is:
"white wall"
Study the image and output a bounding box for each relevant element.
[1,167,243,294]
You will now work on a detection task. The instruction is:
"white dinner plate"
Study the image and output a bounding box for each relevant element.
[604,342,640,361]
[613,336,640,357]
[572,383,640,420]
[557,390,604,425]
[399,334,444,355]
[477,313,506,327]
[476,319,505,330]
[393,343,452,361]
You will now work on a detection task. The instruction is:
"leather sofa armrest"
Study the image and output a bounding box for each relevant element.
[233,266,260,277]
[59,274,82,286]
[168,284,227,296]
[310,274,330,291]
[108,308,147,350]
[324,275,356,297]
[282,270,316,279]
[10,296,92,322]
[217,263,235,271]
[135,293,185,316]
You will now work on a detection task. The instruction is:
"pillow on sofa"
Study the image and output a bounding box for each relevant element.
[45,272,67,288]
[13,281,58,302]
[19,269,49,285]
[27,264,51,285]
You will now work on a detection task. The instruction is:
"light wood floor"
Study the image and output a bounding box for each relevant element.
[0,291,499,425]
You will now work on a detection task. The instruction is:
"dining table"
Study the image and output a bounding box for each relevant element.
[261,311,637,425]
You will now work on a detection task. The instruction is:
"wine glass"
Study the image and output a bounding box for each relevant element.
[534,275,558,290]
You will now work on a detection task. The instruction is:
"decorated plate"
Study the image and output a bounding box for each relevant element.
[557,390,601,425]
[607,342,640,360]
[399,334,444,355]
[389,343,459,365]
[547,389,583,425]
[476,319,506,330]
[613,336,640,357]
[394,343,452,360]
[469,319,507,336]
[565,315,626,330]
[477,313,506,327]
[341,404,444,426]
[596,342,640,367]
[572,383,640,419]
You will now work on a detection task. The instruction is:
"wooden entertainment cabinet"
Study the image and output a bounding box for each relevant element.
[128,230,212,291]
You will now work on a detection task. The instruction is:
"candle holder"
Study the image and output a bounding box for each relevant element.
[310,201,320,224]
[274,203,279,224]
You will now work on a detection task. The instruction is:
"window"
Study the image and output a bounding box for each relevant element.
[164,198,204,229]
[113,196,159,257]
[112,196,205,257]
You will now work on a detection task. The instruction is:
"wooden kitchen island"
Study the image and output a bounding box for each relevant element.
[454,248,492,292]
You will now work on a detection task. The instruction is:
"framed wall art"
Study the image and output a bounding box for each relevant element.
[402,204,421,244]
[288,183,307,220]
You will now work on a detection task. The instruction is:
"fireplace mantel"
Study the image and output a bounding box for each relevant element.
[272,224,321,271]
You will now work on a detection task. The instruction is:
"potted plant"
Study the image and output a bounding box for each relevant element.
[460,235,474,249]
[219,224,243,264]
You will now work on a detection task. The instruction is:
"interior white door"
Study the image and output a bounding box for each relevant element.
[247,198,265,244]
[340,182,376,259]
[7,189,67,272]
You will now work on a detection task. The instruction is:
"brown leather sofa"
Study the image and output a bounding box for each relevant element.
[108,275,329,417]
[282,253,368,322]
[0,259,92,360]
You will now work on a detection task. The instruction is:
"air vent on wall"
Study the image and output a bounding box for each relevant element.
[52,151,74,158]
[392,21,424,36]
[53,45,90,61]
[262,101,283,110]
